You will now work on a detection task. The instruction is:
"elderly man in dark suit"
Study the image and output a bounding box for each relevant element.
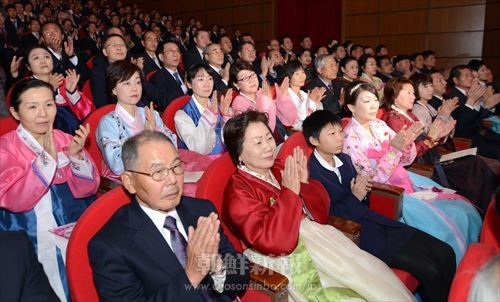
[89,130,249,301]
[305,54,345,117]
[0,231,58,302]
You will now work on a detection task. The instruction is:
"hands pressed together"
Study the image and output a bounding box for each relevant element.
[185,212,223,287]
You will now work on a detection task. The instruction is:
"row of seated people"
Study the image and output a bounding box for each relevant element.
[6,39,498,211]
[1,72,494,301]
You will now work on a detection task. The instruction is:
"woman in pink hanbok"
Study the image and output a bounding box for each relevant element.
[342,81,481,265]
[0,78,100,301]
[229,60,297,143]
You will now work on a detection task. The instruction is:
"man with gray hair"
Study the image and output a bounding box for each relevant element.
[89,130,249,301]
[305,54,344,116]
[203,43,229,93]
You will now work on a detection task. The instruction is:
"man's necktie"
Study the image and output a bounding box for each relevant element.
[173,71,183,87]
[163,216,187,267]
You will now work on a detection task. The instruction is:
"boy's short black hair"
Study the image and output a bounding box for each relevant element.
[302,110,342,146]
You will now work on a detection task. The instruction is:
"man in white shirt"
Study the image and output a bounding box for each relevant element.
[89,130,249,302]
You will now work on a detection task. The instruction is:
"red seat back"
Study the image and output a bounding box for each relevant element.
[146,70,158,80]
[86,56,95,69]
[161,95,191,137]
[276,131,312,160]
[448,243,498,301]
[481,198,500,248]
[66,186,131,302]
[82,104,115,175]
[195,153,241,250]
[0,116,19,136]
[82,79,94,104]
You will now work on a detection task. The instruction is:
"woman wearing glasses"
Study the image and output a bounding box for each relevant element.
[229,61,297,143]
[96,60,176,181]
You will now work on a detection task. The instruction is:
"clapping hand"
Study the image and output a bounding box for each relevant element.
[144,102,156,131]
[275,76,289,97]
[351,174,373,201]
[43,124,57,161]
[48,73,65,91]
[185,213,221,287]
[10,56,23,78]
[437,97,459,117]
[219,89,233,116]
[65,69,80,93]
[308,87,326,104]
[390,123,423,151]
[68,124,90,160]
[64,37,75,57]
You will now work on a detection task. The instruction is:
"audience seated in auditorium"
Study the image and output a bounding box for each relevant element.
[391,55,412,79]
[383,75,496,214]
[223,110,415,301]
[10,45,94,134]
[306,54,344,116]
[96,60,176,180]
[342,81,481,264]
[445,65,500,159]
[421,50,437,74]
[304,110,456,302]
[0,78,99,301]
[89,130,249,301]
[296,48,313,81]
[410,52,424,74]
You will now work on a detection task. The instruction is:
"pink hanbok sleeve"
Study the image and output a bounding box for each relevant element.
[0,131,99,213]
[0,133,56,212]
[255,92,277,130]
[231,95,254,115]
[275,92,298,127]
[343,120,415,183]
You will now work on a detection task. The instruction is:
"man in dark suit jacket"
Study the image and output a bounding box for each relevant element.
[40,22,89,83]
[0,231,58,302]
[183,29,211,70]
[203,43,229,93]
[89,130,249,302]
[305,54,344,117]
[137,31,161,77]
[4,5,24,47]
[445,67,499,159]
[148,41,188,109]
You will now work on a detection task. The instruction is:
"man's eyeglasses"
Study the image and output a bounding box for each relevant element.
[127,161,186,181]
[238,72,257,83]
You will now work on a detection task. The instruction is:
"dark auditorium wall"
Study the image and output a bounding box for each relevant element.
[341,0,500,75]
[129,0,276,50]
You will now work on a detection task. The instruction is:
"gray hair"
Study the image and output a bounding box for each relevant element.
[468,255,500,301]
[314,54,335,73]
[122,130,174,170]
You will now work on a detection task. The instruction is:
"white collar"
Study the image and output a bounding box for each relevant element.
[455,86,468,96]
[209,64,221,73]
[313,149,343,172]
[191,95,207,114]
[139,204,187,239]
[433,94,443,101]
[238,92,256,103]
[238,165,281,190]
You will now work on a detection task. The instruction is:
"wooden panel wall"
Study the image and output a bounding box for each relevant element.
[124,0,275,51]
[483,0,500,75]
[342,0,489,71]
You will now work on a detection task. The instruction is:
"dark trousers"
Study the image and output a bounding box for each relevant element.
[389,230,456,302]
